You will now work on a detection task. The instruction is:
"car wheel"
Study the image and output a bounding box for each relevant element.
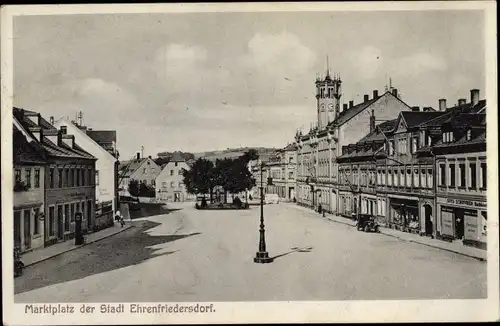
[364,225,369,232]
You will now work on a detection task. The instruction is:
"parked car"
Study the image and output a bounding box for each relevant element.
[264,194,280,204]
[356,214,380,233]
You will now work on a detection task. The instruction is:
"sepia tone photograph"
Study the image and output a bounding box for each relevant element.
[1,2,498,325]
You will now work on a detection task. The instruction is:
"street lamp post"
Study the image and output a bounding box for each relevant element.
[254,161,274,264]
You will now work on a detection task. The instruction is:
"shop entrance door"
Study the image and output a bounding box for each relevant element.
[455,208,464,239]
[14,211,21,248]
[424,204,433,236]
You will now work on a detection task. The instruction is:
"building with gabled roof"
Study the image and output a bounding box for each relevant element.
[155,152,194,202]
[13,107,97,247]
[264,143,298,201]
[294,70,412,213]
[54,119,119,228]
[118,153,160,196]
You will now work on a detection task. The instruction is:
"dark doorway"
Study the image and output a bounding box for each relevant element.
[14,211,21,248]
[87,200,92,229]
[455,208,464,239]
[23,210,31,249]
[424,204,433,236]
[57,205,64,239]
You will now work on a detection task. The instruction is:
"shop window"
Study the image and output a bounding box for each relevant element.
[459,163,466,187]
[449,164,456,187]
[439,164,446,186]
[49,206,55,236]
[480,162,487,189]
[25,168,32,188]
[469,163,477,189]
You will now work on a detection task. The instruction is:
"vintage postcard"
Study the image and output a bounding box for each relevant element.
[1,2,499,325]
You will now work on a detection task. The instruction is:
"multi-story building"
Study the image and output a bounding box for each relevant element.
[418,89,487,248]
[295,71,411,213]
[155,152,194,202]
[265,143,297,201]
[53,119,118,229]
[335,89,487,249]
[13,116,47,253]
[118,153,160,196]
[14,108,97,247]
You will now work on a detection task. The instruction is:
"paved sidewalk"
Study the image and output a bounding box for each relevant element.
[288,203,487,261]
[21,222,133,267]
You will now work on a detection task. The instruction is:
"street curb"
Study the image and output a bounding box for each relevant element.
[324,216,486,262]
[24,224,134,268]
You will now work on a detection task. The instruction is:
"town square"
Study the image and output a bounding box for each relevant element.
[3,5,496,322]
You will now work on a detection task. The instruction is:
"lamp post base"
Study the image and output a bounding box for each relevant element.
[254,251,274,263]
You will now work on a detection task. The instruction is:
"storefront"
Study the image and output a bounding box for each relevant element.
[418,198,435,237]
[360,194,377,216]
[437,196,487,249]
[388,195,420,234]
[338,191,353,217]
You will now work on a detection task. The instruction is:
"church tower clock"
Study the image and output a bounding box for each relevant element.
[315,59,342,130]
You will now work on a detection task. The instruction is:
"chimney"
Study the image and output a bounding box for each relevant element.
[369,109,376,133]
[60,126,67,135]
[364,94,369,102]
[349,100,354,108]
[438,99,447,111]
[136,152,140,160]
[343,103,348,112]
[470,89,480,106]
[61,134,74,148]
[49,116,55,125]
[458,98,467,106]
[411,106,420,112]
[373,90,378,98]
[392,88,398,97]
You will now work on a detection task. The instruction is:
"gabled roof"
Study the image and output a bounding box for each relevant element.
[418,100,487,129]
[328,97,379,127]
[283,143,298,151]
[14,107,95,160]
[400,111,446,129]
[87,130,116,143]
[13,121,47,165]
[169,151,186,163]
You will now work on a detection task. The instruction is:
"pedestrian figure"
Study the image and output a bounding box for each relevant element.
[115,210,125,228]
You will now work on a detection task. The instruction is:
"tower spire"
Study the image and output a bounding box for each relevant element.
[326,55,330,78]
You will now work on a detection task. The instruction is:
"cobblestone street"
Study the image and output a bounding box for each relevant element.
[14,203,486,302]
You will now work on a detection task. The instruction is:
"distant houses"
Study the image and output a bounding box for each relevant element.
[118,154,160,197]
[155,152,194,202]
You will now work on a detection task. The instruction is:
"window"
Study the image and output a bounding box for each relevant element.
[49,168,55,188]
[64,204,70,231]
[25,169,32,188]
[470,163,477,189]
[82,169,86,186]
[381,170,386,185]
[76,203,80,217]
[439,164,446,186]
[68,169,73,187]
[58,168,63,188]
[73,168,77,187]
[162,182,167,188]
[481,162,487,189]
[71,203,75,222]
[413,168,419,187]
[289,171,294,179]
[142,179,147,184]
[389,140,395,156]
[151,179,156,186]
[178,182,182,188]
[427,169,433,188]
[406,168,411,187]
[377,171,381,185]
[411,137,418,154]
[466,130,472,141]
[170,170,174,176]
[459,163,466,187]
[15,169,21,182]
[175,162,178,167]
[143,168,147,174]
[449,164,456,187]
[427,136,432,146]
[178,170,183,175]
[95,170,100,186]
[33,168,40,188]
[33,208,40,235]
[388,170,393,186]
[76,168,81,186]
[170,181,175,188]
[394,170,399,186]
[24,210,31,237]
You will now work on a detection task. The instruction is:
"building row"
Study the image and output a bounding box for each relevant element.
[13,108,119,253]
[263,71,487,250]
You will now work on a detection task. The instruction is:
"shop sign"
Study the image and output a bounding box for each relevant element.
[445,198,486,208]
[464,215,478,240]
[441,206,454,237]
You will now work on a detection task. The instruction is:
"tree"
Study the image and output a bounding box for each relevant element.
[182,158,216,202]
[214,158,235,203]
[128,179,140,198]
[139,182,155,197]
[241,149,259,163]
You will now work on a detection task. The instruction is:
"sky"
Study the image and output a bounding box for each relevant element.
[13,10,485,159]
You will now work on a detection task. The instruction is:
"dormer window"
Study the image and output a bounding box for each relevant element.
[442,131,454,143]
[466,129,472,141]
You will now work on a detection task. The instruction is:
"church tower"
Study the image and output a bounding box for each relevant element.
[316,57,342,130]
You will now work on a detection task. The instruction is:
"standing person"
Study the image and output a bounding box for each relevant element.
[115,210,124,227]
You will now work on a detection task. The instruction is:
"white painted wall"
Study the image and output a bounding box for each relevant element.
[54,120,118,214]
